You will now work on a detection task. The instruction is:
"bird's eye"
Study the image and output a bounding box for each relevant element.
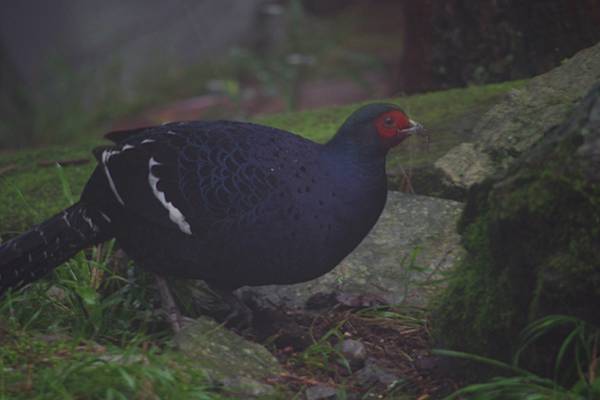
[384,116,394,127]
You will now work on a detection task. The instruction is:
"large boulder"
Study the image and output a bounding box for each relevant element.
[436,41,600,192]
[240,191,464,308]
[174,191,464,314]
[433,84,600,375]
[173,317,285,397]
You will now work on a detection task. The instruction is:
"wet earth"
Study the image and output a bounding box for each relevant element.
[235,292,461,399]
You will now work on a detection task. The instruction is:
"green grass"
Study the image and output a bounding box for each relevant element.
[0,168,240,399]
[0,244,229,399]
[291,321,351,374]
[438,315,600,400]
[0,328,224,400]
[0,148,97,236]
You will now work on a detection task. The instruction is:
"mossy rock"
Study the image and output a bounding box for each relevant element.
[173,317,286,397]
[432,84,600,377]
[436,41,600,191]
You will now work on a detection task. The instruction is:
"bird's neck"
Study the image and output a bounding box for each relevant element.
[322,141,388,196]
[324,136,387,175]
[325,121,390,161]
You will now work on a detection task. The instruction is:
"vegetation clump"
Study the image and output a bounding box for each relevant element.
[433,85,600,380]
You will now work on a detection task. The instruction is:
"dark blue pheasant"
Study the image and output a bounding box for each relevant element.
[0,103,423,328]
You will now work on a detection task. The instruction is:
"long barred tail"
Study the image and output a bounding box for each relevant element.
[0,202,112,295]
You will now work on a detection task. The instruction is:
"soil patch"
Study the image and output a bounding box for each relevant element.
[239,294,461,399]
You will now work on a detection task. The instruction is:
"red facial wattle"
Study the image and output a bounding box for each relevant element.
[374,110,411,143]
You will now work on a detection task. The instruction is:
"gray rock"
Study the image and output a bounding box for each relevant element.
[240,191,464,308]
[576,92,600,181]
[96,353,147,365]
[173,317,284,397]
[354,358,401,388]
[436,41,600,190]
[305,384,338,400]
[337,339,367,370]
[46,285,67,301]
[220,376,277,398]
[433,84,600,375]
[434,142,495,190]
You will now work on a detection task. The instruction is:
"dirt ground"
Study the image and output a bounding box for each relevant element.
[238,293,462,399]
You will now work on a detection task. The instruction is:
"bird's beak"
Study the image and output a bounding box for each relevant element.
[400,119,425,136]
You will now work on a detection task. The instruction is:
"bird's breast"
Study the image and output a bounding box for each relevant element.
[217,162,388,285]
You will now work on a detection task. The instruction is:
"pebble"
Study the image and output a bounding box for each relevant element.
[354,358,401,388]
[305,384,337,400]
[337,339,367,370]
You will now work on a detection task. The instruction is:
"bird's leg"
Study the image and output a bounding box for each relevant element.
[154,274,184,333]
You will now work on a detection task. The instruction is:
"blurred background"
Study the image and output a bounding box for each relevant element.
[1,0,599,149]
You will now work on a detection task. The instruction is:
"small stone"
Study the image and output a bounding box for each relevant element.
[335,292,388,308]
[46,285,66,301]
[337,339,367,370]
[354,358,401,388]
[98,354,146,364]
[221,376,275,397]
[305,384,337,400]
[305,292,338,310]
[34,333,71,343]
[414,355,439,371]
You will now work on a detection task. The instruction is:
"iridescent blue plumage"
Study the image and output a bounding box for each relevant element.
[1,103,422,296]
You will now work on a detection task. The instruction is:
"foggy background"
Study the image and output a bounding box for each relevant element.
[1,0,599,148]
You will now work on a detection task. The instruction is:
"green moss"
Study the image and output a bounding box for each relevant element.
[0,143,99,237]
[432,95,600,378]
[433,216,522,360]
